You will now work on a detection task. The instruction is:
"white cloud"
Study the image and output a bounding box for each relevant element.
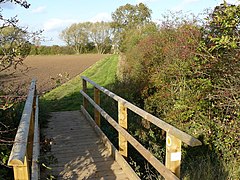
[89,13,112,22]
[225,0,240,4]
[43,18,77,32]
[31,6,46,13]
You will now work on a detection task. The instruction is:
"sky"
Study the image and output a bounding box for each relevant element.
[1,0,239,46]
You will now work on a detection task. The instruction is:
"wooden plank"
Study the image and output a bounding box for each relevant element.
[165,133,181,178]
[44,110,129,180]
[80,94,179,180]
[81,106,140,180]
[81,76,202,147]
[32,96,40,180]
[118,102,128,158]
[27,107,34,170]
[8,80,36,166]
[94,87,100,127]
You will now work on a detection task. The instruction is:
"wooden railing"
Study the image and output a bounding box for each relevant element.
[80,76,202,180]
[8,80,40,180]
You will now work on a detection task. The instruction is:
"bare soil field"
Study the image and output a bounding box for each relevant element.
[0,54,109,94]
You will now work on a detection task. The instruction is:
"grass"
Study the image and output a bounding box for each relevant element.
[40,55,118,111]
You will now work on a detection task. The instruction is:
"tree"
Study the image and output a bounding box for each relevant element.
[202,0,240,57]
[0,1,40,178]
[0,26,31,72]
[60,22,113,54]
[60,23,88,54]
[0,0,33,73]
[88,21,113,54]
[199,1,240,162]
[111,3,153,51]
[111,3,152,30]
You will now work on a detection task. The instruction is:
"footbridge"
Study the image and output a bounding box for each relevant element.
[8,77,202,179]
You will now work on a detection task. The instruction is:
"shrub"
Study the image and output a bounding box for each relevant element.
[115,4,239,178]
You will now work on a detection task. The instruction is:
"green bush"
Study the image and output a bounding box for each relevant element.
[114,3,239,178]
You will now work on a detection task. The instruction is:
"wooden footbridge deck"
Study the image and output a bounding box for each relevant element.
[8,77,202,180]
[44,111,129,179]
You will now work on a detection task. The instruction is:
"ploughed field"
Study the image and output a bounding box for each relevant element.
[0,54,109,94]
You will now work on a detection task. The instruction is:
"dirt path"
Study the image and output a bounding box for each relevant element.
[0,54,109,94]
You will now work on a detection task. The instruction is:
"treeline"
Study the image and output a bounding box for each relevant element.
[29,44,96,55]
[59,3,152,55]
[29,43,112,55]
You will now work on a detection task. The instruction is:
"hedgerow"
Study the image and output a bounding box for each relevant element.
[114,2,239,179]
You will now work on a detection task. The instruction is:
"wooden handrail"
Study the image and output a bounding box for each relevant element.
[81,76,201,147]
[8,80,40,180]
[80,76,202,179]
[81,90,179,180]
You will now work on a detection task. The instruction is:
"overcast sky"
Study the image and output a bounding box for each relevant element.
[1,0,239,46]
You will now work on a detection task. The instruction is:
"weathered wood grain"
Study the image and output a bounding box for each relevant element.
[43,111,129,179]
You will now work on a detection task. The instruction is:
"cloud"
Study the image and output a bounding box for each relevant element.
[89,13,112,22]
[43,18,77,32]
[225,0,240,4]
[31,6,46,13]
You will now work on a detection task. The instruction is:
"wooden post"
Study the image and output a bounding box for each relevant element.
[82,79,88,109]
[165,132,181,178]
[118,102,128,158]
[12,156,30,180]
[94,87,100,127]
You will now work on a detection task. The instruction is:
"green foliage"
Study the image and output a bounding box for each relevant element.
[0,1,38,178]
[199,1,240,162]
[111,3,153,52]
[120,22,158,53]
[29,45,75,55]
[114,2,239,178]
[60,23,89,54]
[0,102,24,179]
[111,3,152,30]
[202,1,240,56]
[0,26,32,71]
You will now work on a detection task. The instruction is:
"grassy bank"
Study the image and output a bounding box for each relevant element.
[40,55,118,111]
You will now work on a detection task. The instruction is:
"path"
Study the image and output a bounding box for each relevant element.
[43,110,129,179]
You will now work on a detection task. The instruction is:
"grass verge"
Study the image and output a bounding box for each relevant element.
[40,55,118,111]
